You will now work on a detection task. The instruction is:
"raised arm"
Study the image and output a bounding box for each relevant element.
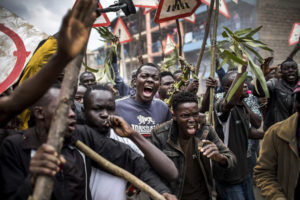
[0,0,96,126]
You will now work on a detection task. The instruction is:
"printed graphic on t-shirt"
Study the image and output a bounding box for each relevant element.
[131,115,156,136]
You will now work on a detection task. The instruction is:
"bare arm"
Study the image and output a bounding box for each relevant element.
[109,115,178,181]
[0,0,96,126]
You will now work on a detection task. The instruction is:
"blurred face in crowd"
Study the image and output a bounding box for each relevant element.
[241,83,249,99]
[159,75,175,100]
[173,102,200,137]
[32,88,76,140]
[81,72,96,87]
[135,65,160,104]
[84,89,115,134]
[281,61,298,85]
[75,85,87,104]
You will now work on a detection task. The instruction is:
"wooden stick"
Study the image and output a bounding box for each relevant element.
[29,53,84,200]
[208,0,219,125]
[75,140,166,200]
[195,0,215,75]
[176,19,183,57]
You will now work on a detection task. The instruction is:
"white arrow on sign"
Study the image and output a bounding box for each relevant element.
[133,0,158,8]
[93,2,111,27]
[183,13,196,24]
[113,17,132,44]
[164,34,177,55]
[201,0,230,19]
[289,23,300,46]
[155,0,201,23]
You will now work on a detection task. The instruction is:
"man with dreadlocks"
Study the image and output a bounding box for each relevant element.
[255,58,299,131]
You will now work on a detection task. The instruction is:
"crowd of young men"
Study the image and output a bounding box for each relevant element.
[0,0,300,199]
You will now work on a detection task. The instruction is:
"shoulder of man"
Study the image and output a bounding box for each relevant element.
[152,120,172,134]
[115,96,131,104]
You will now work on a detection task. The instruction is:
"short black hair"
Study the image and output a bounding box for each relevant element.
[79,71,96,83]
[222,71,237,89]
[281,57,298,68]
[171,91,198,112]
[160,71,174,79]
[83,84,114,108]
[136,63,160,76]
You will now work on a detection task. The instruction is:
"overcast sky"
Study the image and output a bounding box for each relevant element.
[0,0,117,50]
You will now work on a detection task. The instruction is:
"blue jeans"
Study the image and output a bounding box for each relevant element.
[215,175,255,200]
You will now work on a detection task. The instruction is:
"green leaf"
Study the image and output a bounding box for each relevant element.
[234,28,252,36]
[219,57,229,69]
[222,31,229,38]
[243,44,264,63]
[244,51,270,98]
[223,50,247,65]
[243,26,262,38]
[226,71,248,103]
[223,26,234,36]
[82,62,99,73]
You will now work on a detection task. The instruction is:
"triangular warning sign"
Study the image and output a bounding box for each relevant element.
[155,0,201,23]
[201,0,230,19]
[133,0,158,8]
[164,34,176,55]
[289,23,300,46]
[113,17,132,44]
[93,2,111,27]
[183,13,196,24]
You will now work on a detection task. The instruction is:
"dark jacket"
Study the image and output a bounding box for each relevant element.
[0,125,170,200]
[150,120,236,199]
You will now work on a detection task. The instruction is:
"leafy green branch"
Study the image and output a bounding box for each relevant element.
[219,26,273,99]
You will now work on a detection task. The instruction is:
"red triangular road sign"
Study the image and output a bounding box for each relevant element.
[113,17,132,44]
[133,0,158,8]
[289,22,300,46]
[164,34,177,55]
[93,2,111,27]
[183,13,196,24]
[201,0,230,19]
[155,0,201,23]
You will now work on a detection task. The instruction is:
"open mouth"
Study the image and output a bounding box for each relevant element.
[68,121,76,132]
[187,124,196,135]
[143,86,153,97]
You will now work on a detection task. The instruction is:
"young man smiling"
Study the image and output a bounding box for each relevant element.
[116,63,172,137]
[150,91,236,200]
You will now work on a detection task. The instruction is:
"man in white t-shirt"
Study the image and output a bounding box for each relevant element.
[83,84,178,200]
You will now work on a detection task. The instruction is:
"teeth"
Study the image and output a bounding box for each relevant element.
[188,125,195,128]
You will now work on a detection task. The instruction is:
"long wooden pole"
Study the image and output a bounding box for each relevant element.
[195,0,215,75]
[30,52,85,200]
[208,0,219,125]
[176,19,183,57]
[75,140,166,200]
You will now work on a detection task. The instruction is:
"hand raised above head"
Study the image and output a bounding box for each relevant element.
[57,0,97,59]
[206,77,218,88]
